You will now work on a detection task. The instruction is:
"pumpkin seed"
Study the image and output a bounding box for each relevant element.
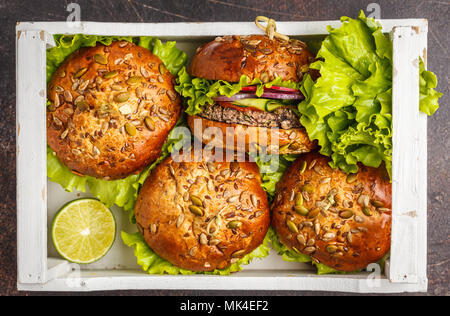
[159,63,167,75]
[126,76,142,86]
[144,116,155,131]
[326,244,338,254]
[362,206,373,216]
[188,205,204,216]
[301,184,315,194]
[294,204,309,217]
[94,54,108,65]
[190,195,203,207]
[346,173,358,183]
[371,200,384,208]
[286,219,299,234]
[76,101,88,111]
[125,122,136,136]
[74,67,88,78]
[339,210,354,219]
[104,70,118,79]
[227,221,242,229]
[114,92,130,103]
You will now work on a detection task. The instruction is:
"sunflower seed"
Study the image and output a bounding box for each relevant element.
[378,208,390,212]
[231,249,246,258]
[60,129,69,139]
[189,246,197,256]
[64,90,73,102]
[175,213,184,228]
[199,233,208,245]
[322,232,336,242]
[358,194,370,207]
[227,195,239,203]
[347,232,353,244]
[250,194,258,208]
[119,104,132,115]
[304,247,316,254]
[209,239,220,246]
[92,146,100,156]
[354,215,364,223]
[296,234,306,246]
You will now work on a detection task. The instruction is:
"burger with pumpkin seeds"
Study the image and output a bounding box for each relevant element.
[47,40,182,180]
[271,152,392,272]
[176,34,318,155]
[133,150,271,272]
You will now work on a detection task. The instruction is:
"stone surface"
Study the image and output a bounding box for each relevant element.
[1,0,448,296]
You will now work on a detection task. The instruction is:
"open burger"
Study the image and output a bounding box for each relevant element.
[177,34,317,155]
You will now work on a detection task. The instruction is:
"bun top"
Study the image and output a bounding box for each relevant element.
[271,152,392,272]
[134,151,271,271]
[189,35,315,83]
[47,41,181,179]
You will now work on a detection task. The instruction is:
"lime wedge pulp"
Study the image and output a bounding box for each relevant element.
[51,198,116,264]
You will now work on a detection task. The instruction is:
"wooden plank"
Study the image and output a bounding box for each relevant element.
[17,270,427,293]
[16,30,48,284]
[16,19,428,38]
[390,26,427,285]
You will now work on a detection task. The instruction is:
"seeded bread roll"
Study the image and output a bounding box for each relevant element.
[271,152,391,272]
[134,151,270,272]
[47,41,181,179]
[190,35,315,83]
[188,115,316,155]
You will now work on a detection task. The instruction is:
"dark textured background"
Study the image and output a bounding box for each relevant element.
[1,0,448,296]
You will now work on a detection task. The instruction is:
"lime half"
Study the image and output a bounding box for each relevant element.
[52,198,116,264]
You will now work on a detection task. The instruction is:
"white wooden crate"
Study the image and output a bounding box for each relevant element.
[16,19,429,293]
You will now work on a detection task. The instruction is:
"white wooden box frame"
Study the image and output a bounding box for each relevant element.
[16,19,429,293]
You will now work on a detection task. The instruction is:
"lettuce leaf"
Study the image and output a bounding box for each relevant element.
[298,11,442,178]
[46,34,187,211]
[175,67,300,116]
[121,230,271,275]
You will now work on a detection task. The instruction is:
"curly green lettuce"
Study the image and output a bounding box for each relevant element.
[46,34,188,212]
[121,229,271,275]
[298,11,442,178]
[175,67,300,116]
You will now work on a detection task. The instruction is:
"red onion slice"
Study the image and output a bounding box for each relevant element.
[213,91,304,102]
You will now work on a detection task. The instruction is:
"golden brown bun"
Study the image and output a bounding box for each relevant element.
[47,41,181,179]
[187,115,317,155]
[134,151,270,271]
[189,35,315,83]
[271,152,391,272]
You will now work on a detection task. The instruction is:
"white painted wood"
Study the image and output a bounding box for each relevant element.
[17,270,427,293]
[16,19,427,38]
[16,30,48,284]
[16,19,429,292]
[390,26,428,285]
